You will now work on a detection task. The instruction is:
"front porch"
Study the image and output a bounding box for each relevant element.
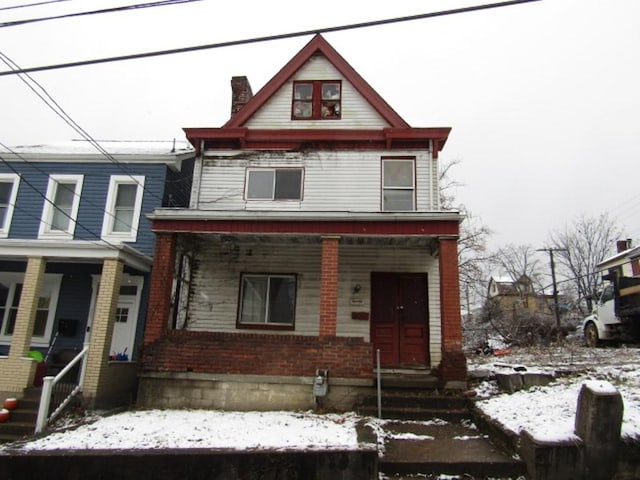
[141,215,467,410]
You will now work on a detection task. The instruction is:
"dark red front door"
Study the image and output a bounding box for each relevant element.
[371,272,429,368]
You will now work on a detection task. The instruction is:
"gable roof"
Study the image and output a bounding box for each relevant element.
[224,34,409,129]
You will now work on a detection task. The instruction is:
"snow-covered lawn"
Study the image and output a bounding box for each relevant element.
[0,344,637,453]
[471,343,640,442]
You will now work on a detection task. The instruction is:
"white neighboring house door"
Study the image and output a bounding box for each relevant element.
[85,274,143,360]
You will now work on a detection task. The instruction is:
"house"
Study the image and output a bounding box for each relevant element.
[0,140,194,408]
[139,34,465,411]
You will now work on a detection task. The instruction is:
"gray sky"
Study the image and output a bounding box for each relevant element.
[1,0,639,253]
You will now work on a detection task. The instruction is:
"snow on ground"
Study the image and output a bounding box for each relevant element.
[470,343,640,442]
[0,344,637,453]
[12,410,361,452]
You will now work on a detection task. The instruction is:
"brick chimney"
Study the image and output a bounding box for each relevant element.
[616,239,632,253]
[230,76,253,117]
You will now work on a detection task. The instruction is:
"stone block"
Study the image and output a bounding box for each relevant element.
[574,381,623,480]
[495,372,523,392]
[521,429,584,480]
[522,372,554,388]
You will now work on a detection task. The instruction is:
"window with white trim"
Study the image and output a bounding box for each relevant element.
[39,174,84,239]
[0,174,20,238]
[101,175,145,242]
[246,168,303,201]
[238,274,296,329]
[0,273,62,346]
[382,158,416,211]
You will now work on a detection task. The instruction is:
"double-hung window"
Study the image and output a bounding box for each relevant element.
[292,81,341,120]
[39,174,83,239]
[0,174,20,238]
[246,168,303,201]
[0,273,62,346]
[238,274,297,329]
[382,158,416,211]
[101,175,145,242]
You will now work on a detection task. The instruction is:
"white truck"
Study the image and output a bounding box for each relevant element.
[583,249,640,347]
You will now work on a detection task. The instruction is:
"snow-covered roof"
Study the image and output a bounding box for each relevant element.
[598,244,640,270]
[0,139,195,165]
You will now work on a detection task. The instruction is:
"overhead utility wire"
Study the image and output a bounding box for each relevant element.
[0,0,542,77]
[0,0,202,28]
[0,50,164,203]
[0,0,73,12]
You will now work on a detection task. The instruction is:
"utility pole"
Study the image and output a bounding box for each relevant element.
[537,248,567,329]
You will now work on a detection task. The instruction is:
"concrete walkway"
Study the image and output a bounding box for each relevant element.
[378,418,526,479]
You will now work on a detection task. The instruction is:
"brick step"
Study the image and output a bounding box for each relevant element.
[378,373,439,389]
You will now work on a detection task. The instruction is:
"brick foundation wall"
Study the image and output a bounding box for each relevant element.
[141,331,373,379]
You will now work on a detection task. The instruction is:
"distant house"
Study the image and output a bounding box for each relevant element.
[0,140,194,407]
[487,275,553,317]
[139,34,465,411]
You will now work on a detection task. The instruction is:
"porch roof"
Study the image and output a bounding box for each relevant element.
[148,209,461,237]
[0,239,153,272]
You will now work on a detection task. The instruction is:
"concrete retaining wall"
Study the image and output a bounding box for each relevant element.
[0,448,378,480]
[137,372,372,411]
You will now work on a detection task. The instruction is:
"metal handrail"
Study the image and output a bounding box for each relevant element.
[35,344,89,434]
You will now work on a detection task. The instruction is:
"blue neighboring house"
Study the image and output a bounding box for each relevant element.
[0,140,194,407]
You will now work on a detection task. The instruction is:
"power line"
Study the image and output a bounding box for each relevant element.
[0,50,164,203]
[0,0,542,77]
[0,0,73,12]
[0,0,203,28]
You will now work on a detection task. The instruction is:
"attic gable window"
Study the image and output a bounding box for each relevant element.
[292,81,341,120]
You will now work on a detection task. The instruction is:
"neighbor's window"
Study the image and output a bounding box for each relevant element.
[238,274,296,328]
[38,174,84,239]
[0,174,20,238]
[101,175,145,242]
[246,168,303,200]
[0,273,62,346]
[382,158,415,211]
[292,81,341,120]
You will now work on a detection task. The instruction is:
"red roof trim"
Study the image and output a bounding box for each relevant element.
[223,34,409,129]
[151,218,459,236]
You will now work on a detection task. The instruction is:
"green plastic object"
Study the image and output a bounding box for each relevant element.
[27,350,44,363]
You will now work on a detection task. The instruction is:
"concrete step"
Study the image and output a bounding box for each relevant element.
[0,388,41,443]
[358,405,472,422]
[379,420,526,479]
[361,391,471,410]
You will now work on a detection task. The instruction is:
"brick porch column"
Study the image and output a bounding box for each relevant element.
[438,238,467,384]
[83,258,123,400]
[319,235,339,337]
[144,232,176,345]
[0,257,46,392]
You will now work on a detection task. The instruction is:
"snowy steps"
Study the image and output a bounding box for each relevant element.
[0,387,40,443]
[379,420,526,479]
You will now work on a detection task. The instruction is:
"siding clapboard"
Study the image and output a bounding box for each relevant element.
[197,150,434,212]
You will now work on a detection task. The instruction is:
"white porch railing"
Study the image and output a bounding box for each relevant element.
[35,345,89,434]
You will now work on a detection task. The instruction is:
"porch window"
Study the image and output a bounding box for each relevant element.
[38,174,84,239]
[246,168,303,201]
[0,174,19,238]
[101,175,145,242]
[292,81,341,120]
[382,158,415,211]
[0,273,62,346]
[238,274,296,328]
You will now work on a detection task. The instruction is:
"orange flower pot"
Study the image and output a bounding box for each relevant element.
[3,398,18,410]
[0,409,9,423]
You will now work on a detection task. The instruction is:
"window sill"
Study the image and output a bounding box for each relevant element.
[236,323,294,331]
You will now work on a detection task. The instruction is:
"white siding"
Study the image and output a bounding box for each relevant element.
[197,150,436,212]
[246,54,391,130]
[185,241,442,365]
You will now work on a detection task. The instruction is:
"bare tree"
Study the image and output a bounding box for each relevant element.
[549,213,622,313]
[439,159,494,307]
[492,244,545,290]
